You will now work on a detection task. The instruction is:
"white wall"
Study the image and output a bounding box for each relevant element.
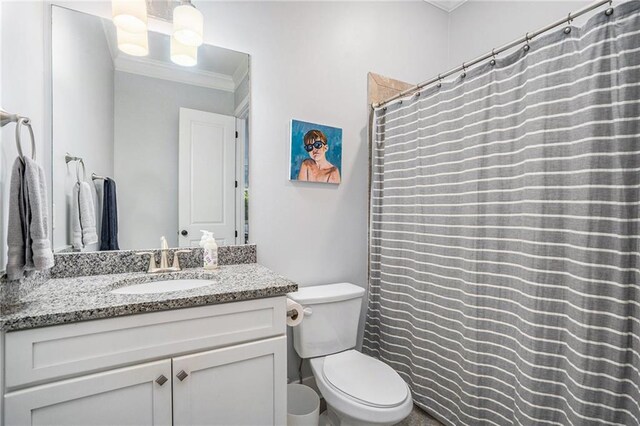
[196,1,450,377]
[52,6,115,252]
[447,1,592,69]
[0,1,47,267]
[113,71,235,249]
[0,0,449,379]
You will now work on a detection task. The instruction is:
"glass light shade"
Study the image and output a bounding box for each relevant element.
[173,4,204,47]
[112,0,148,33]
[171,36,198,66]
[116,27,149,56]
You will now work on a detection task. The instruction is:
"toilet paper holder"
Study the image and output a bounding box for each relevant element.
[286,307,311,319]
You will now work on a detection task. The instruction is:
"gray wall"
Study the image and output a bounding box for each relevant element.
[51,6,114,251]
[113,71,235,249]
[234,73,250,113]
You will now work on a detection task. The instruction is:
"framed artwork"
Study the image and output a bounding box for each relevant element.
[290,119,342,184]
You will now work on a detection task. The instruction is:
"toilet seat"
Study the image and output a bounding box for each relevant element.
[321,350,408,408]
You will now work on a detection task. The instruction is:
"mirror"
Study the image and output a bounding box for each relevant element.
[51,5,250,252]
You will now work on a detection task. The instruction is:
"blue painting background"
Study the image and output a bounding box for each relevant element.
[290,119,343,181]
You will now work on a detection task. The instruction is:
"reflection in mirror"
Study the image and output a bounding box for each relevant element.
[51,6,249,253]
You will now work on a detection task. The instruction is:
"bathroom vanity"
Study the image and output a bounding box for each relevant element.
[0,256,297,426]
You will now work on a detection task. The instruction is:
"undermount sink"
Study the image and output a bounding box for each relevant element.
[111,279,215,295]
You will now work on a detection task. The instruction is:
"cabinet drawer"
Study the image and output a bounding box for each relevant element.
[5,297,286,390]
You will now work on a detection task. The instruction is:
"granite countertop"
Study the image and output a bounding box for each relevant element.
[0,264,298,332]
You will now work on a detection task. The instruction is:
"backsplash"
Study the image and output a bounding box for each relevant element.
[49,244,257,278]
[1,244,256,286]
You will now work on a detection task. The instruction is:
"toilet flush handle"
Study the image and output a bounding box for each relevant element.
[303,307,312,316]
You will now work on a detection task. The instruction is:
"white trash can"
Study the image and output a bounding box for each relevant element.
[287,383,320,426]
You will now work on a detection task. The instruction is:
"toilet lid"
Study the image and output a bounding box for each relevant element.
[322,350,408,408]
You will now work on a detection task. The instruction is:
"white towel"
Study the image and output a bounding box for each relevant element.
[71,183,83,250]
[71,181,98,249]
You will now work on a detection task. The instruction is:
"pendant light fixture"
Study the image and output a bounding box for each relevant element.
[116,27,149,57]
[112,0,148,33]
[172,0,204,47]
[170,36,198,67]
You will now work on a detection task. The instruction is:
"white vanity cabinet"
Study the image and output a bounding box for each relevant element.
[1,297,287,426]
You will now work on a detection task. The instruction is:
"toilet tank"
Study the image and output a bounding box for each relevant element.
[288,283,365,359]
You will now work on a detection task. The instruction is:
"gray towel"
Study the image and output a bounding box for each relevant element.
[23,157,54,270]
[71,181,98,249]
[6,157,54,280]
[6,159,26,280]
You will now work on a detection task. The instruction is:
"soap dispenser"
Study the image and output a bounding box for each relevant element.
[199,230,218,270]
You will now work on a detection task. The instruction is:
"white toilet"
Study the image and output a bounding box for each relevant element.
[288,283,413,426]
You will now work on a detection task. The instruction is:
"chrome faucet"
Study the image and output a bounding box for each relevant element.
[135,237,192,273]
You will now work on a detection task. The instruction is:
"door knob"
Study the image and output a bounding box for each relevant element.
[181,230,188,236]
[155,375,168,386]
[176,370,189,381]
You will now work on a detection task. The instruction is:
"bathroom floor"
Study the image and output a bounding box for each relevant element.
[396,405,444,426]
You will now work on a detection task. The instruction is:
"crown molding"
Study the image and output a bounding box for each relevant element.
[424,0,467,12]
[114,55,236,92]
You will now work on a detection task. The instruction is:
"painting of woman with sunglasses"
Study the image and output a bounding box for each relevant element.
[290,120,342,184]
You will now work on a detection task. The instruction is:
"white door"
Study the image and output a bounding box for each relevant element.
[4,359,172,426]
[172,336,287,426]
[179,108,236,247]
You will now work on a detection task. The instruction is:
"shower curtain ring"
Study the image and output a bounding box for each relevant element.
[523,32,531,51]
[564,13,573,34]
[461,63,467,79]
[436,74,443,88]
[605,1,614,16]
[490,49,497,66]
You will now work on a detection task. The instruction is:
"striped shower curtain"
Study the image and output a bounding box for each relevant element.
[363,2,640,425]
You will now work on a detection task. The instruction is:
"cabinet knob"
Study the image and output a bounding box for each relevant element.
[181,230,188,236]
[176,370,189,381]
[155,375,168,386]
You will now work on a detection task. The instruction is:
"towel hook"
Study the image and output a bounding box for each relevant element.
[15,117,36,161]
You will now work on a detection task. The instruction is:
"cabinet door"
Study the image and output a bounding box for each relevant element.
[4,359,172,426]
[173,336,286,426]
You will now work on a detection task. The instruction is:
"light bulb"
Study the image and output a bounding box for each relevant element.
[116,27,149,56]
[171,36,198,66]
[173,3,203,47]
[112,0,148,33]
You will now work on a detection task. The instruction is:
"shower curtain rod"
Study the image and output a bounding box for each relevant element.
[373,0,613,109]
